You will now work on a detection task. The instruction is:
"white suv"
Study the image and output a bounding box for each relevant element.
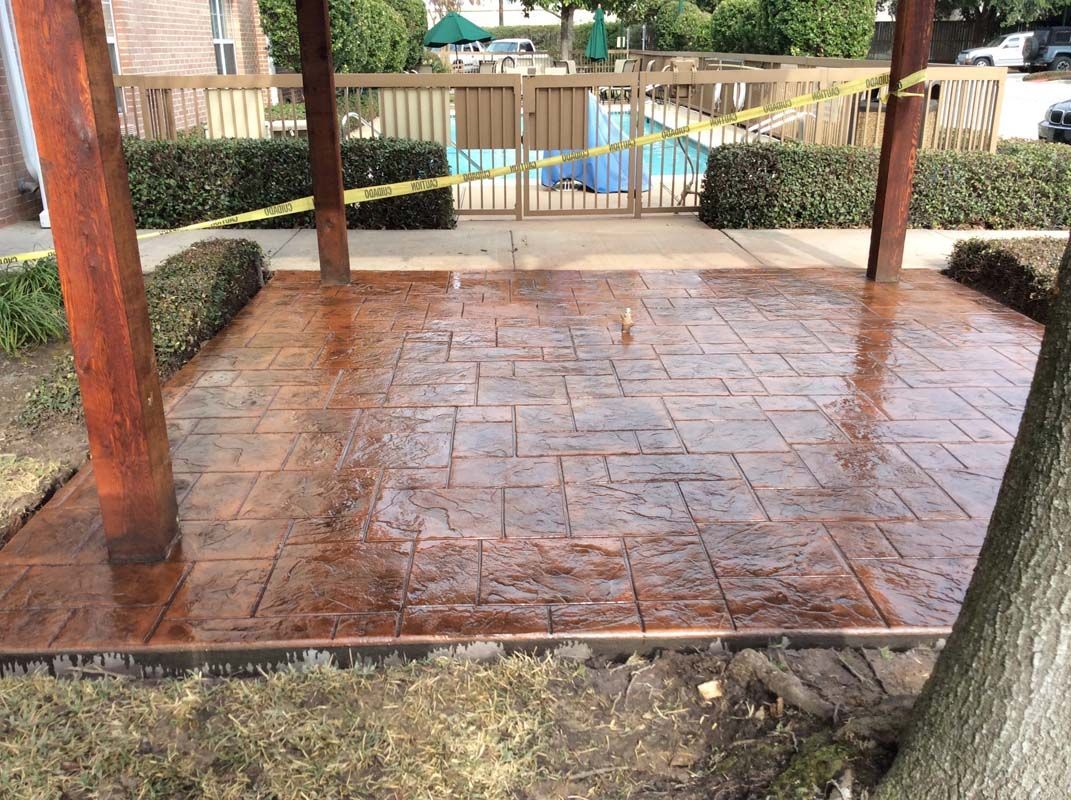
[956,32,1034,67]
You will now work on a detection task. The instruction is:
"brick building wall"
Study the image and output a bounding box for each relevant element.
[111,0,268,75]
[0,55,41,225]
[0,0,270,226]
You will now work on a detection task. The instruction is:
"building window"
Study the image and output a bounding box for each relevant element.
[209,0,237,74]
[102,0,123,110]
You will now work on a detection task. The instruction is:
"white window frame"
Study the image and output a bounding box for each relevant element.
[209,0,237,74]
[102,0,123,111]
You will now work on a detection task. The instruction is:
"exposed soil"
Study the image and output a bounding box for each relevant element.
[0,342,86,541]
[0,644,938,799]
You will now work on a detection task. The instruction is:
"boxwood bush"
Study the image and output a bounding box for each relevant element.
[123,136,456,231]
[944,236,1067,324]
[699,140,1071,230]
[655,0,713,51]
[19,239,267,428]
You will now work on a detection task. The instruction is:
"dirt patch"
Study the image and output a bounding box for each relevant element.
[0,342,86,541]
[0,645,938,798]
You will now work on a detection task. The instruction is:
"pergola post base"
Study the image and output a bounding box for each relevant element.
[13,0,178,561]
[867,0,937,283]
[296,0,351,286]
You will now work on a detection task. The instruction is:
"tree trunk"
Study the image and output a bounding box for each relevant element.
[559,4,576,61]
[498,0,504,27]
[877,232,1071,798]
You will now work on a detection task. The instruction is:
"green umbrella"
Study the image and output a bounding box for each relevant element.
[423,11,493,47]
[584,5,609,62]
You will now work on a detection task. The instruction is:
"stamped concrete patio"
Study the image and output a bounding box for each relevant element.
[0,266,1039,658]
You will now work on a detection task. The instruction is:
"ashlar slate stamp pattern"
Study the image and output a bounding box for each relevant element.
[0,268,1038,652]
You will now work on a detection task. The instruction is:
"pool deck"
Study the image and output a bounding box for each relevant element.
[0,217,1064,272]
[0,264,1041,668]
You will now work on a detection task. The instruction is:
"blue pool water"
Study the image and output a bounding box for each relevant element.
[446,113,710,179]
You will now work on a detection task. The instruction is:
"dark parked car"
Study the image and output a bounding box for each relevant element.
[1040,99,1071,144]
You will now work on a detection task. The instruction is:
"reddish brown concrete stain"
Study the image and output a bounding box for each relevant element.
[0,268,1040,653]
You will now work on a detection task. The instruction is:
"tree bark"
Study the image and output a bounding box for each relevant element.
[877,232,1071,798]
[559,4,576,61]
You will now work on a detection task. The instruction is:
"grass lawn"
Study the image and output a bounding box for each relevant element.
[0,647,935,799]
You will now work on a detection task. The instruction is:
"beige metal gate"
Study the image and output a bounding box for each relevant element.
[522,72,641,217]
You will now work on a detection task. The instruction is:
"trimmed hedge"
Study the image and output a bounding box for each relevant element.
[19,239,267,428]
[699,140,1071,230]
[123,136,456,231]
[944,236,1067,324]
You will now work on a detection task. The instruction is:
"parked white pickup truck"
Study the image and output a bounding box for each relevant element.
[956,31,1033,67]
[451,38,545,72]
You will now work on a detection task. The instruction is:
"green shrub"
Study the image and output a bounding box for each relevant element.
[760,0,873,58]
[19,239,266,428]
[699,141,1071,230]
[123,136,455,231]
[483,22,626,60]
[944,237,1066,324]
[384,0,429,69]
[654,0,713,50]
[258,0,408,73]
[0,257,66,356]
[710,0,764,52]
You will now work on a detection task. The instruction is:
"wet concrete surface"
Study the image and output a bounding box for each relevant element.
[0,267,1040,655]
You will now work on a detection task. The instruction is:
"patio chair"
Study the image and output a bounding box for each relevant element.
[478,59,497,74]
[601,58,639,101]
[554,59,577,74]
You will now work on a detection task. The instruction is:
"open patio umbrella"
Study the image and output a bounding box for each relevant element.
[584,5,609,62]
[423,11,492,48]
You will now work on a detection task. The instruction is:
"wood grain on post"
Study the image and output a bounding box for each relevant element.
[12,0,178,561]
[297,0,351,285]
[867,0,937,283]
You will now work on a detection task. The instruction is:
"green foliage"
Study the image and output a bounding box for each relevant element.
[122,136,455,231]
[383,0,429,70]
[0,257,66,356]
[654,0,713,50]
[944,236,1066,323]
[257,0,409,73]
[710,0,765,53]
[484,21,626,59]
[699,140,1071,230]
[19,240,266,428]
[761,0,874,58]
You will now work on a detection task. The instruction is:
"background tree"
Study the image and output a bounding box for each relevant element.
[876,230,1071,798]
[258,0,409,73]
[883,0,1071,38]
[521,0,647,61]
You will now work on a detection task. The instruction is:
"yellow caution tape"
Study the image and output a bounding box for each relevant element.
[0,69,926,267]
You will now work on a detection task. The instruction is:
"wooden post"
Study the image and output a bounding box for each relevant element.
[12,0,178,561]
[296,0,350,285]
[866,0,936,283]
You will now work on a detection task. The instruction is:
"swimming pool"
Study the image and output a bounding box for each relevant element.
[445,113,710,179]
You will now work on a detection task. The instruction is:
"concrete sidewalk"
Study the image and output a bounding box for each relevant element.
[0,216,1064,272]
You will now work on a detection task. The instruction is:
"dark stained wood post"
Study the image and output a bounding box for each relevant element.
[12,0,178,561]
[296,0,351,285]
[866,0,937,283]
